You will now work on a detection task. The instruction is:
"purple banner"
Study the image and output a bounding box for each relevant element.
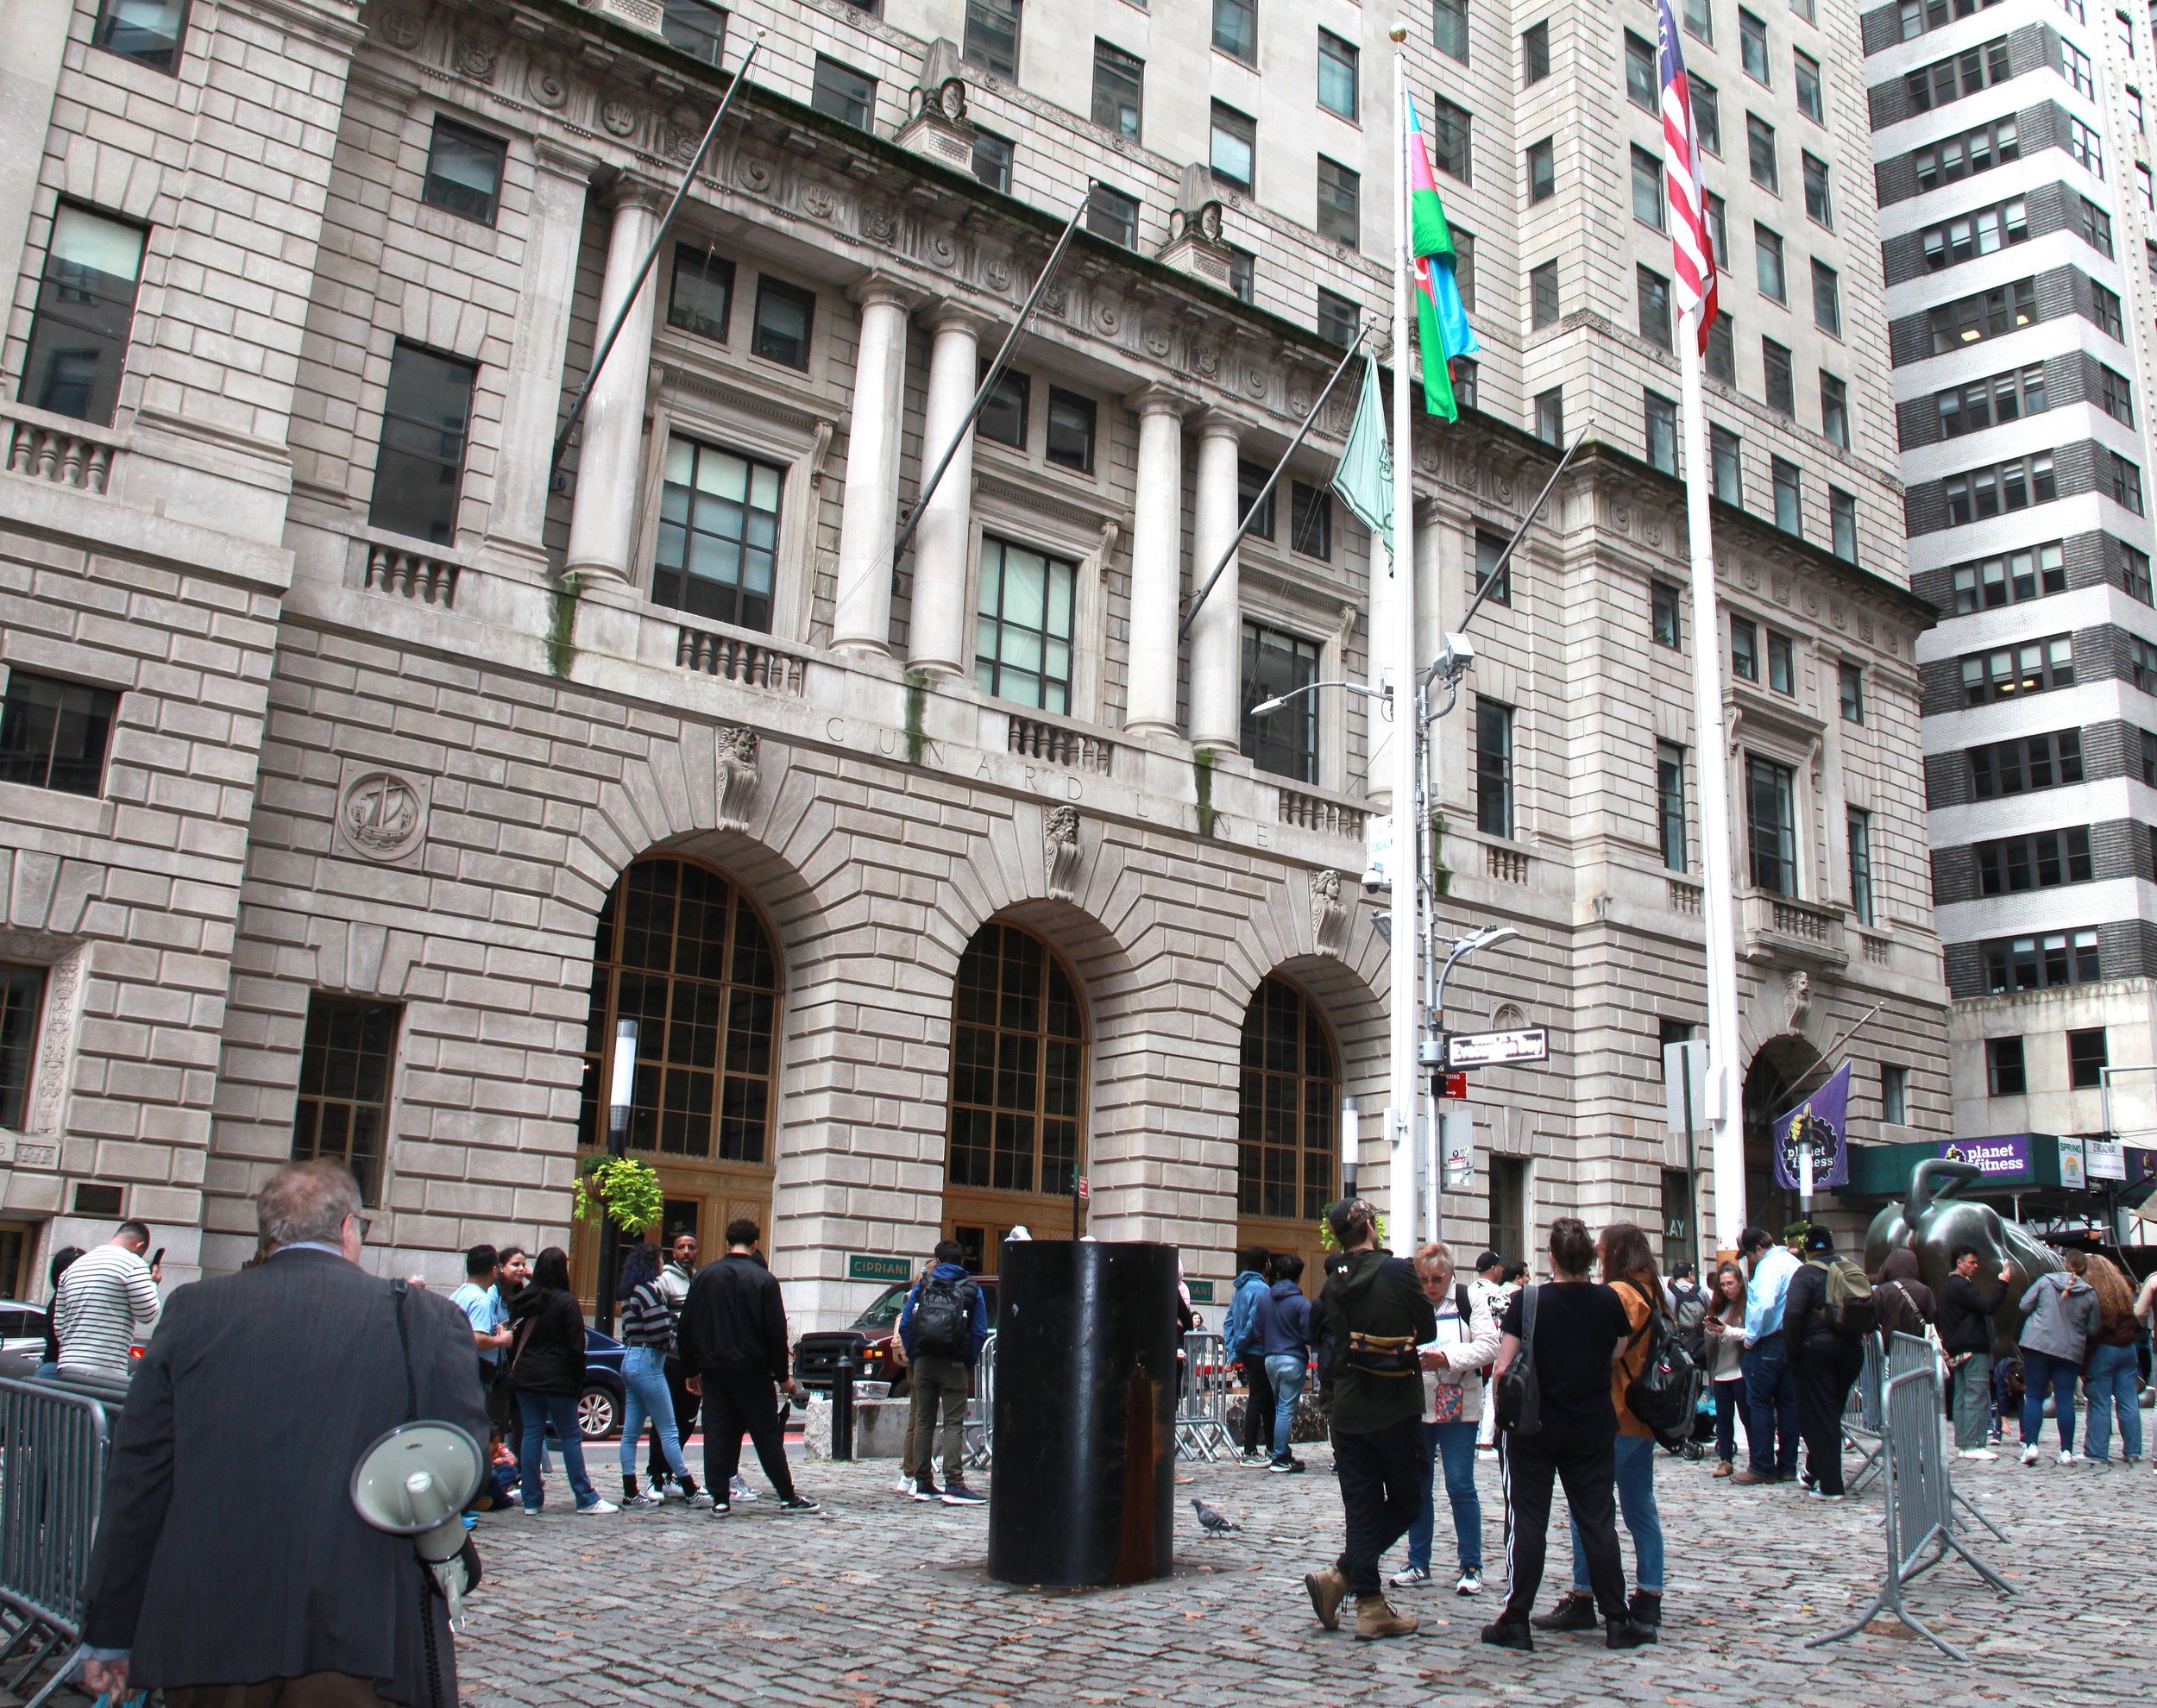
[1938,1135,2034,1180]
[1773,1062,1852,1191]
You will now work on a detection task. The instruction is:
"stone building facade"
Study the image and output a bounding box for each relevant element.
[0,0,1950,1324]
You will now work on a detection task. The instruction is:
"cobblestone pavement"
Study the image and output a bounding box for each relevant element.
[450,1435,2154,1707]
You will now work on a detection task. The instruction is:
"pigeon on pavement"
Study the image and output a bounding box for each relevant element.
[1191,1497,1242,1535]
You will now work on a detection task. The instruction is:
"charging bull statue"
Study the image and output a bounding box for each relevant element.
[1862,1157,2061,1353]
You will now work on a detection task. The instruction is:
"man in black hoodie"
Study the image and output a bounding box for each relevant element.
[681,1218,820,1516]
[1302,1199,1435,1642]
[1936,1242,2012,1456]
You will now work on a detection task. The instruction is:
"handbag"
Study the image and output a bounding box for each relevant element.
[1493,1284,1542,1438]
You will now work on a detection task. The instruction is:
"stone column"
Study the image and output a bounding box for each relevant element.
[488,143,593,562]
[563,183,663,585]
[1185,413,1243,750]
[832,275,917,656]
[1124,386,1189,737]
[907,305,985,676]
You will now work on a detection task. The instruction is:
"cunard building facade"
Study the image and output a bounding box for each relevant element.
[0,0,1948,1323]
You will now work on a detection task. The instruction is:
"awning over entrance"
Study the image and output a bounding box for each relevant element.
[1834,1133,2157,1224]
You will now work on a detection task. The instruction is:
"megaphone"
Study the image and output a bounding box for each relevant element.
[351,1422,486,1628]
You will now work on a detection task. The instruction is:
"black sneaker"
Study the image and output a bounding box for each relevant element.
[940,1481,987,1505]
[1479,1619,1533,1651]
[1530,1592,1599,1633]
[1607,1617,1659,1650]
[776,1494,821,1516]
[911,1478,943,1503]
[710,1502,733,1519]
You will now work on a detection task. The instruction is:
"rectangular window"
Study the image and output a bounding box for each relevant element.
[368,342,475,546]
[1802,153,1833,226]
[93,0,191,70]
[1531,261,1561,330]
[1211,102,1256,192]
[1985,1036,2025,1097]
[1732,615,1759,681]
[1984,930,2100,993]
[1290,480,1333,560]
[1085,183,1138,248]
[1626,31,1658,109]
[1645,391,1679,474]
[1687,0,1715,41]
[1228,246,1255,305]
[1768,630,1795,694]
[1475,529,1512,606]
[1905,35,2011,111]
[1950,541,2065,612]
[964,0,1021,78]
[668,246,734,342]
[1214,0,1256,62]
[1812,260,1841,336]
[809,55,877,127]
[1821,373,1848,447]
[1535,387,1564,445]
[2124,632,2157,691]
[2122,544,2154,604]
[1316,157,1359,246]
[1434,0,1469,60]
[1921,198,2029,271]
[1795,49,1823,120]
[1430,97,1472,184]
[1882,1064,1909,1126]
[975,537,1075,713]
[0,670,116,796]
[972,129,1014,193]
[1942,453,2058,524]
[2145,727,2157,784]
[1707,312,1737,384]
[1045,388,1096,472]
[1454,229,1476,311]
[1847,808,1874,925]
[1967,729,2082,799]
[1638,267,1673,350]
[1653,580,1683,648]
[1658,741,1688,871]
[1693,76,1723,155]
[2083,199,2115,258]
[1092,40,1144,141]
[1632,146,1665,228]
[1746,755,1798,895]
[1936,363,2047,438]
[1240,623,1321,782]
[0,963,42,1129]
[2067,116,2104,174]
[1755,224,1786,301]
[1830,488,1858,562]
[1712,426,1742,501]
[2064,38,2095,97]
[1839,660,1864,723]
[1475,699,1515,837]
[2114,453,2146,515]
[1763,339,1795,415]
[292,995,399,1204]
[1959,634,2074,704]
[20,205,147,426]
[751,276,814,367]
[2141,162,2156,212]
[1706,194,1730,271]
[1748,114,1778,192]
[1317,28,1359,118]
[660,0,726,65]
[1927,279,2037,354]
[1523,21,1551,84]
[2069,1027,2108,1089]
[1772,455,1802,531]
[1974,826,2093,895]
[1315,288,1361,346]
[2094,282,2126,341]
[978,367,1029,448]
[422,119,506,226]
[1238,459,1277,540]
[1740,9,1770,80]
[1527,138,1556,204]
[1914,116,2019,190]
[653,436,783,631]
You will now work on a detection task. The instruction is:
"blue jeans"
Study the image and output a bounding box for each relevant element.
[517,1391,600,1509]
[1265,1354,1306,1460]
[619,1345,690,1481]
[2019,1347,2078,1452]
[1572,1432,1663,1594]
[1742,1336,1799,1477]
[1406,1418,1481,1572]
[1713,1376,1747,1465]
[2083,1343,2142,1461]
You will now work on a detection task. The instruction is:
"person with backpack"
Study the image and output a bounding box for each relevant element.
[897,1240,989,1504]
[1255,1253,1314,1473]
[1223,1247,1275,1466]
[2016,1250,2099,1466]
[1781,1225,1871,1498]
[1389,1242,1499,1594]
[1539,1221,1676,1633]
[615,1243,705,1508]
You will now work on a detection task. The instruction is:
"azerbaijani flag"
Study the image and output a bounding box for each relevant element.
[1406,91,1481,423]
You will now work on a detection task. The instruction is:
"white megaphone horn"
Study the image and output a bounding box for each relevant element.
[350,1422,486,1630]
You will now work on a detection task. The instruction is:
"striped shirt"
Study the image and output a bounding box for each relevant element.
[619,1278,678,1353]
[55,1243,160,1378]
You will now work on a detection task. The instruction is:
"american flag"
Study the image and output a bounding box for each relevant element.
[1657,0,1720,356]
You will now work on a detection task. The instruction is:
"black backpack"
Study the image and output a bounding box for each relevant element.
[911,1272,975,1359]
[1492,1286,1542,1439]
[1619,1279,1702,1450]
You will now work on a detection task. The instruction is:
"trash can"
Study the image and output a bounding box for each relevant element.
[986,1240,1179,1587]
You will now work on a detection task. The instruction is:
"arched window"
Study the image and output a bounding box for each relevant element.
[578,857,780,1160]
[1238,976,1337,1222]
[946,922,1085,1196]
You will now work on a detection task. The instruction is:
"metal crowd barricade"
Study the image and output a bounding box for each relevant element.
[0,1377,112,1708]
[1173,1332,1235,1462]
[1810,1332,2012,1661]
[962,1331,997,1470]
[1843,1333,1887,1496]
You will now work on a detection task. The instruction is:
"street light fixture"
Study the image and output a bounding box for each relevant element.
[1248,681,1392,719]
[594,1018,638,1332]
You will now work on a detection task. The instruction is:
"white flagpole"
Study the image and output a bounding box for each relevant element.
[1387,35,1420,1239]
[1676,305,1746,1253]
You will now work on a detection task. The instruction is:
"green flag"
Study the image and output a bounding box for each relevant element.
[1332,354,1392,557]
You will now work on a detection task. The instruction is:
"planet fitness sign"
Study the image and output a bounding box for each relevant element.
[1937,1136,2034,1182]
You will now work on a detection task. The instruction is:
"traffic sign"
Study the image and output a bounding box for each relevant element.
[1435,1071,1468,1099]
[1077,1176,1091,1200]
[1445,1027,1550,1070]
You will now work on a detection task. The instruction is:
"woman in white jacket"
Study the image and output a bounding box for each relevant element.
[1389,1242,1502,1594]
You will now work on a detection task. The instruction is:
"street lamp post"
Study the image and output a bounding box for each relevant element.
[1426,926,1519,1242]
[594,1017,638,1333]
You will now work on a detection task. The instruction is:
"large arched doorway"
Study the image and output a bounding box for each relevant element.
[942,920,1086,1273]
[570,856,781,1299]
[1236,976,1338,1296]
[1742,1035,1824,1240]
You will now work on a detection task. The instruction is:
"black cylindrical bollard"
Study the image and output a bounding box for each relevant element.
[987,1240,1179,1587]
[832,1342,856,1461]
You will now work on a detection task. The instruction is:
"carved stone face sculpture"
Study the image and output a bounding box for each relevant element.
[1861,1159,2060,1355]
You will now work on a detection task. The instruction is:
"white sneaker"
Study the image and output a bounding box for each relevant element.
[575,1498,619,1515]
[2058,1450,2081,1466]
[731,1476,760,1504]
[1958,1448,1998,1460]
[1456,1567,1483,1596]
[2020,1444,2040,1466]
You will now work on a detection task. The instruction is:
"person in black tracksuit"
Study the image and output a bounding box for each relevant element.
[1783,1225,1863,1498]
[678,1219,820,1516]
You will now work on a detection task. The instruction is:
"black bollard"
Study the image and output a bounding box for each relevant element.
[987,1240,1179,1587]
[831,1341,856,1461]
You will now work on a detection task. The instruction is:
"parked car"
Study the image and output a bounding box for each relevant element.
[0,1301,47,1360]
[578,1325,626,1441]
[793,1274,1001,1397]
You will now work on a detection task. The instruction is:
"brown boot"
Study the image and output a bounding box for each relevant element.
[1355,1593,1420,1641]
[1305,1566,1349,1630]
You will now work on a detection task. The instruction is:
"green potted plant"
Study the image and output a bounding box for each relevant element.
[572,1154,663,1234]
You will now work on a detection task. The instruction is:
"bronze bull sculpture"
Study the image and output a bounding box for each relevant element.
[1861,1158,2062,1355]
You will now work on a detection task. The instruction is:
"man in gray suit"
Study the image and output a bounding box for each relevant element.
[79,1160,487,1708]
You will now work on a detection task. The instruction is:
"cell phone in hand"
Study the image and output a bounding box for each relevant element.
[149,1248,165,1271]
